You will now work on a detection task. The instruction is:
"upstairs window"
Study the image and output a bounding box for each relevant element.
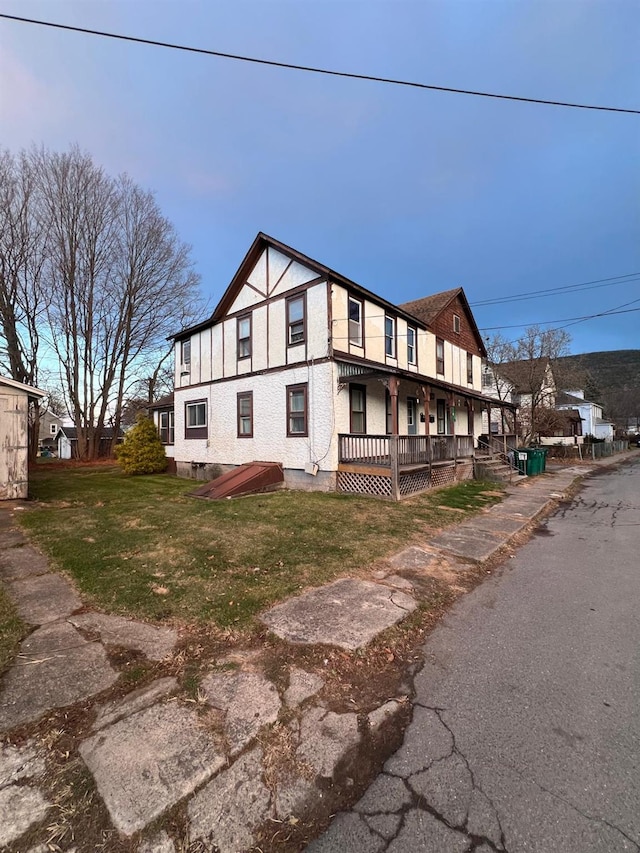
[482,367,493,388]
[348,297,363,347]
[407,326,416,365]
[50,422,58,435]
[385,316,396,357]
[287,383,308,436]
[287,295,306,346]
[237,316,251,359]
[237,392,253,437]
[181,339,191,367]
[453,314,461,334]
[467,352,474,384]
[436,337,445,375]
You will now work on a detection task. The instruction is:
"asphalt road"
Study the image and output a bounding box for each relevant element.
[308,458,640,853]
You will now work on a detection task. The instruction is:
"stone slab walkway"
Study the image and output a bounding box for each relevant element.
[1,453,633,852]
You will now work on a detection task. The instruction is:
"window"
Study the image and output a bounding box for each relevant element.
[159,410,174,445]
[436,399,446,434]
[287,384,308,436]
[453,314,461,334]
[287,295,306,346]
[385,389,393,435]
[181,339,191,366]
[237,392,253,437]
[349,384,366,434]
[482,367,493,388]
[467,352,474,384]
[385,316,396,357]
[436,338,445,375]
[407,326,416,364]
[50,422,58,435]
[237,316,251,359]
[185,400,207,439]
[348,297,363,347]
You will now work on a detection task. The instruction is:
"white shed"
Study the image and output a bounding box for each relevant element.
[0,376,46,500]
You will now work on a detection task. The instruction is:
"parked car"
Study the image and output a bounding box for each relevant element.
[630,434,640,448]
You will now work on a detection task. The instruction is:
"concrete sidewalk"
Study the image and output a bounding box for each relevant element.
[0,451,635,853]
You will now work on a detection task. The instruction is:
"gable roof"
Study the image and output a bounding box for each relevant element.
[556,390,593,407]
[172,233,433,340]
[399,287,487,357]
[0,375,46,398]
[495,358,554,394]
[55,427,124,440]
[148,393,174,410]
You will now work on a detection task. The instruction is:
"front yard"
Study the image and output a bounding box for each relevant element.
[19,465,505,628]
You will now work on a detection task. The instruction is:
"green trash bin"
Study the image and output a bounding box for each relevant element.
[538,447,549,472]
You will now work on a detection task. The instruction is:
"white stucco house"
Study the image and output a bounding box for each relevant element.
[167,233,513,499]
[556,390,614,441]
[0,375,46,499]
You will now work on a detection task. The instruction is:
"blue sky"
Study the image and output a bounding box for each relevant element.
[1,0,638,354]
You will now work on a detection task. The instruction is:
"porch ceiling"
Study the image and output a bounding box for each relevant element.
[336,359,516,409]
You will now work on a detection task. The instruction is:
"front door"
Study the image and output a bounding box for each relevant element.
[407,398,418,435]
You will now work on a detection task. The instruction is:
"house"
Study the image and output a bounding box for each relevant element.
[55,426,124,460]
[38,410,64,455]
[0,375,46,499]
[555,390,614,441]
[538,409,584,446]
[168,233,514,499]
[482,358,556,443]
[148,393,175,473]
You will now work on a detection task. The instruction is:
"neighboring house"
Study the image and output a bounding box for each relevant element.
[482,359,556,442]
[148,393,175,473]
[166,233,513,500]
[555,390,614,441]
[55,426,124,459]
[38,410,64,455]
[538,409,584,446]
[0,376,46,499]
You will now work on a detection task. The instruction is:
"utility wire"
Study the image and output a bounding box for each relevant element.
[2,13,639,115]
[478,302,640,332]
[470,272,640,307]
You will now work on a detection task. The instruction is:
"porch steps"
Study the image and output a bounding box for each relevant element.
[474,455,523,485]
[190,461,284,500]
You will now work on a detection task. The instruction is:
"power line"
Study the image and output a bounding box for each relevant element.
[2,13,639,115]
[470,272,640,307]
[478,303,640,332]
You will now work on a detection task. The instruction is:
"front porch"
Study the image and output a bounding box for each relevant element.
[337,433,476,499]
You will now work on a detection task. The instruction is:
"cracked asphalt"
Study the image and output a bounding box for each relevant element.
[307,458,640,853]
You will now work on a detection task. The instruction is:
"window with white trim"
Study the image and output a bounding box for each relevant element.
[287,295,306,346]
[466,352,474,384]
[348,297,363,347]
[407,326,416,364]
[237,316,251,359]
[453,314,461,333]
[436,337,445,375]
[237,392,253,437]
[287,384,308,436]
[181,339,191,366]
[159,411,174,445]
[385,315,396,357]
[185,400,207,439]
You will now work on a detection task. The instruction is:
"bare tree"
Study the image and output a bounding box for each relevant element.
[0,149,51,457]
[1,145,203,460]
[486,326,571,442]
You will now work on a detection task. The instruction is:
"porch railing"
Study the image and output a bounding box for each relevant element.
[338,433,475,467]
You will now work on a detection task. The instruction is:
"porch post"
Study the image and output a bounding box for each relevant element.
[420,385,430,436]
[389,434,400,501]
[486,402,492,451]
[389,376,400,435]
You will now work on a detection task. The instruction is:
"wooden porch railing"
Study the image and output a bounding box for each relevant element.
[338,433,475,466]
